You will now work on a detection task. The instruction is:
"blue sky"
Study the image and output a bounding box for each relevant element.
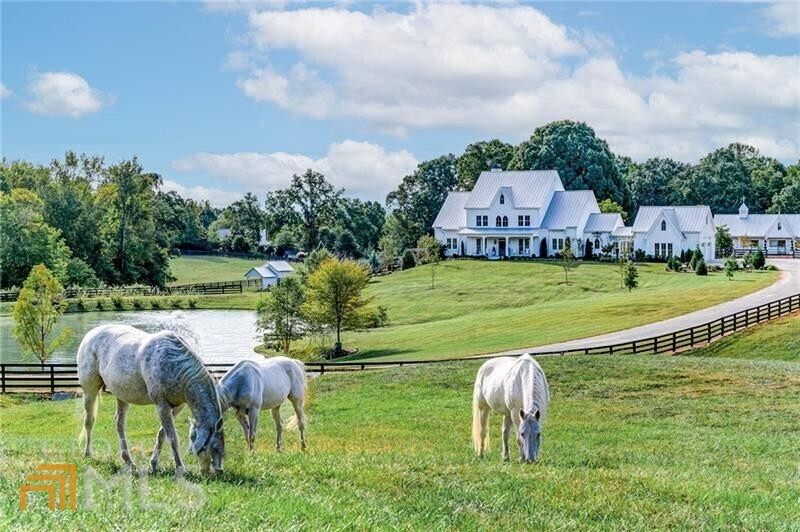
[2,1,798,206]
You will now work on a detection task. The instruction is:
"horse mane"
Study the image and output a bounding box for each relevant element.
[157,332,217,389]
[518,355,550,419]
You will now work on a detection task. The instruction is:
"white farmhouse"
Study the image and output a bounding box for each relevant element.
[244,260,295,289]
[433,169,616,258]
[714,203,800,255]
[632,206,716,259]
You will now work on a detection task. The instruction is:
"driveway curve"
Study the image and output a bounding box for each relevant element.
[490,259,800,357]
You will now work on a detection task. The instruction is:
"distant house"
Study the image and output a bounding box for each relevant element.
[244,261,295,289]
[432,169,608,258]
[715,203,800,255]
[632,206,716,259]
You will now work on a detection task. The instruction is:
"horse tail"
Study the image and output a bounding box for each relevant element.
[285,359,309,431]
[472,378,488,454]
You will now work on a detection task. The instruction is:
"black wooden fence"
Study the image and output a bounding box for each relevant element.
[3,292,798,393]
[0,280,262,303]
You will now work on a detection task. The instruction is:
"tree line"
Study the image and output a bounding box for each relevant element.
[3,120,798,290]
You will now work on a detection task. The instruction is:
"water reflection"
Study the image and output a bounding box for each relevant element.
[0,310,262,364]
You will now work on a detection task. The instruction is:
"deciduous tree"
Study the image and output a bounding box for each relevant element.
[257,276,305,353]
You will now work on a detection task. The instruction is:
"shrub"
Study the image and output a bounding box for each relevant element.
[695,258,708,276]
[187,297,198,309]
[95,299,105,311]
[150,299,163,310]
[366,305,389,328]
[743,251,754,271]
[633,249,646,262]
[169,297,183,309]
[131,298,145,310]
[690,247,703,270]
[402,249,417,270]
[752,248,766,270]
[111,294,125,309]
[75,298,87,311]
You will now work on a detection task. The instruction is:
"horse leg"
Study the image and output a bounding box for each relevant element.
[150,405,183,473]
[290,396,307,451]
[501,414,512,462]
[478,406,490,458]
[82,391,99,458]
[271,407,282,453]
[236,409,252,451]
[248,408,259,450]
[155,403,185,478]
[115,399,135,467]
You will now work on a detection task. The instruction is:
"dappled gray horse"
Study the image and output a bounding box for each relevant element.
[77,324,225,477]
[217,358,308,452]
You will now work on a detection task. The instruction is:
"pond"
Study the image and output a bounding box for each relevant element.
[0,310,263,365]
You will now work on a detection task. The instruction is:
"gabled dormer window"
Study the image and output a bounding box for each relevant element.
[499,194,505,205]
[778,222,782,231]
[496,216,502,227]
[661,220,667,231]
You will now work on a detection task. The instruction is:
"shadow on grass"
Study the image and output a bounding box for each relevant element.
[337,348,419,362]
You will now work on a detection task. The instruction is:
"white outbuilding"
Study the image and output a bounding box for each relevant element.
[244,261,295,289]
[714,203,800,256]
[632,206,716,259]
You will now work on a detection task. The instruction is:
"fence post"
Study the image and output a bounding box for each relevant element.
[690,327,695,347]
[707,322,712,342]
[50,365,55,393]
[653,337,658,354]
[672,332,676,352]
[632,341,637,354]
[1,365,4,393]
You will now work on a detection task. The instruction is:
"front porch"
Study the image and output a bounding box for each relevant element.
[466,235,538,258]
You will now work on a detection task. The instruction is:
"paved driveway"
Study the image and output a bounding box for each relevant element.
[488,259,800,357]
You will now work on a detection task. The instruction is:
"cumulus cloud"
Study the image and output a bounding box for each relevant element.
[760,3,800,37]
[162,179,244,208]
[226,4,798,162]
[0,83,12,99]
[171,140,418,203]
[24,72,108,118]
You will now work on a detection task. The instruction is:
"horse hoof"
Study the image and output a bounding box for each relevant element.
[174,467,186,479]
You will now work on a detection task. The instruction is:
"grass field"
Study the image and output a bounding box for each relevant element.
[169,255,267,284]
[336,260,778,361]
[1,353,798,530]
[689,312,800,361]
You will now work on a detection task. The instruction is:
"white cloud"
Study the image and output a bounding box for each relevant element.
[760,3,800,37]
[162,179,244,208]
[225,4,799,162]
[0,83,12,99]
[171,140,418,203]
[24,72,108,118]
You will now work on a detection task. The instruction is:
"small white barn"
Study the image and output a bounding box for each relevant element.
[715,203,800,256]
[632,206,716,260]
[244,261,295,289]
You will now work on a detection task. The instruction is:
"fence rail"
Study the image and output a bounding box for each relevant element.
[2,292,799,393]
[0,279,263,303]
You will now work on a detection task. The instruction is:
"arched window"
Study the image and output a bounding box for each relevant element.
[499,194,505,205]
[496,216,502,227]
[661,220,667,231]
[502,216,508,227]
[594,238,600,250]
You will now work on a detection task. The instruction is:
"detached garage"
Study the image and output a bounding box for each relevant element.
[244,261,295,290]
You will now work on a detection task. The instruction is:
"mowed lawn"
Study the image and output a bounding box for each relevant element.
[169,255,266,284]
[339,260,778,361]
[689,312,800,361]
[1,354,798,529]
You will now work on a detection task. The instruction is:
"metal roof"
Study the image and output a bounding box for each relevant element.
[433,191,470,229]
[266,260,294,272]
[715,214,800,238]
[584,212,623,233]
[632,206,712,233]
[612,226,633,237]
[464,170,563,209]
[540,190,598,230]
[245,266,277,279]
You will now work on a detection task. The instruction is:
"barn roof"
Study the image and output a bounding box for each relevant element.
[715,214,800,237]
[632,206,711,234]
[267,260,294,272]
[464,170,563,209]
[245,266,277,279]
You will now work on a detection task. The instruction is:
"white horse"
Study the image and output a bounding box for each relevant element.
[217,357,308,452]
[77,324,225,477]
[472,354,550,462]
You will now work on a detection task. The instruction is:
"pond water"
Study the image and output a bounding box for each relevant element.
[0,310,263,365]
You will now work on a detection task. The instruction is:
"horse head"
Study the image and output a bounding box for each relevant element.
[517,409,542,463]
[189,417,225,474]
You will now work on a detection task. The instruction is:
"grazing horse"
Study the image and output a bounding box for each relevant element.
[217,358,308,452]
[77,324,225,477]
[472,354,550,462]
